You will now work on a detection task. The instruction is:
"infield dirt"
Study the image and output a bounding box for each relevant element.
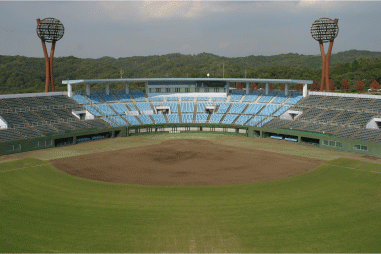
[50,139,324,186]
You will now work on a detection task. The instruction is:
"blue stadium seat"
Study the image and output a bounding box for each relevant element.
[258,104,282,116]
[208,114,223,124]
[243,103,265,115]
[167,114,179,123]
[166,97,179,101]
[272,105,291,117]
[109,103,129,115]
[272,94,290,104]
[84,105,102,116]
[229,103,248,114]
[216,103,230,113]
[109,116,128,126]
[126,103,137,111]
[99,93,118,103]
[196,114,208,123]
[136,103,152,111]
[137,115,153,124]
[222,114,238,124]
[180,102,195,113]
[151,114,166,124]
[114,92,133,102]
[72,94,89,104]
[87,94,103,104]
[246,116,266,126]
[197,102,212,113]
[235,115,251,125]
[93,104,116,116]
[162,102,178,113]
[123,115,141,125]
[181,114,194,123]
[285,94,303,104]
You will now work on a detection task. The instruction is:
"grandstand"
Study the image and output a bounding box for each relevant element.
[0,78,380,156]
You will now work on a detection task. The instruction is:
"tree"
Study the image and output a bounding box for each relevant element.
[370,79,381,90]
[250,83,258,90]
[310,80,320,91]
[296,84,303,91]
[355,80,365,92]
[236,82,243,90]
[280,83,285,91]
[329,79,335,91]
[341,79,350,92]
[269,83,274,90]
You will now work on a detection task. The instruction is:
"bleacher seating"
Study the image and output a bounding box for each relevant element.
[272,105,292,117]
[285,94,303,104]
[166,97,179,101]
[246,116,266,127]
[320,124,342,134]
[196,114,208,123]
[197,102,212,113]
[162,102,178,113]
[131,91,146,101]
[72,94,89,105]
[99,93,118,103]
[182,114,194,123]
[244,103,265,115]
[167,114,179,123]
[181,97,194,101]
[114,92,133,102]
[101,117,118,127]
[334,126,359,139]
[34,124,58,134]
[315,109,342,123]
[229,94,243,102]
[0,129,25,142]
[135,103,152,112]
[212,97,227,101]
[34,110,61,122]
[235,115,251,125]
[366,99,381,112]
[126,103,137,111]
[110,103,129,115]
[331,111,357,125]
[196,97,209,101]
[123,115,141,125]
[348,113,375,127]
[222,114,238,124]
[148,97,164,101]
[315,96,340,108]
[93,104,116,116]
[16,127,41,139]
[180,102,195,113]
[242,94,259,102]
[258,104,282,116]
[17,111,44,125]
[109,116,128,126]
[331,97,355,109]
[216,103,230,113]
[84,105,102,117]
[351,128,381,142]
[298,108,322,121]
[347,98,373,110]
[258,117,274,127]
[229,103,248,114]
[297,95,324,107]
[208,114,223,124]
[137,115,153,124]
[87,94,103,104]
[151,114,166,124]
[258,93,275,103]
[271,94,289,104]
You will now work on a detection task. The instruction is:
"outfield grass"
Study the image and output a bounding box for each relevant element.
[1,156,380,252]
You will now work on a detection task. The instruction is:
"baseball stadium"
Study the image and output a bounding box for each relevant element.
[1,16,381,253]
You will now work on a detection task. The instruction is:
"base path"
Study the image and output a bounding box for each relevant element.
[51,139,324,186]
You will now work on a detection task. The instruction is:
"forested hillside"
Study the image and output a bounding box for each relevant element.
[0,50,380,94]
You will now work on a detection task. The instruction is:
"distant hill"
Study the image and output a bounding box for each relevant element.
[0,49,380,94]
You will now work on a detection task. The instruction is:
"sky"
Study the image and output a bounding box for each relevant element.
[0,1,380,59]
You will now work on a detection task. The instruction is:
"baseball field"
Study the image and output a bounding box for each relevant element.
[1,133,381,252]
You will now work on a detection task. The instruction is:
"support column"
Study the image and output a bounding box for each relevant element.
[226,82,229,95]
[145,82,148,96]
[67,83,72,97]
[285,83,289,96]
[106,83,110,95]
[245,82,249,94]
[265,83,269,95]
[125,83,129,94]
[86,83,91,96]
[303,84,308,97]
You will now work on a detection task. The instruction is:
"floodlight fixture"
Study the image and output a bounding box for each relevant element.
[311,18,339,92]
[36,18,65,92]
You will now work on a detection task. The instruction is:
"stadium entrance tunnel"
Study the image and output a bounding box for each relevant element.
[76,132,112,144]
[263,132,299,142]
[301,137,320,146]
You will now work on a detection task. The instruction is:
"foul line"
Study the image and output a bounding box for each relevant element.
[0,163,50,173]
[323,162,381,174]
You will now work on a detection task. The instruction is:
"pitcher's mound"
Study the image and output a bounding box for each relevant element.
[51,139,323,186]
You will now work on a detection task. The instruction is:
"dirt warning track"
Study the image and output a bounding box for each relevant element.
[50,139,324,186]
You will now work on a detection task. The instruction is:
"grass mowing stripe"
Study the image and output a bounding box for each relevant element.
[1,157,381,252]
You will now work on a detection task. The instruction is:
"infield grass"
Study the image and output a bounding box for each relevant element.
[1,155,381,252]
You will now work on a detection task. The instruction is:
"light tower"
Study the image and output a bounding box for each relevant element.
[311,18,339,92]
[36,18,64,92]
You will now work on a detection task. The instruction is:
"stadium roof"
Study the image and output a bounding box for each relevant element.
[62,78,313,85]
